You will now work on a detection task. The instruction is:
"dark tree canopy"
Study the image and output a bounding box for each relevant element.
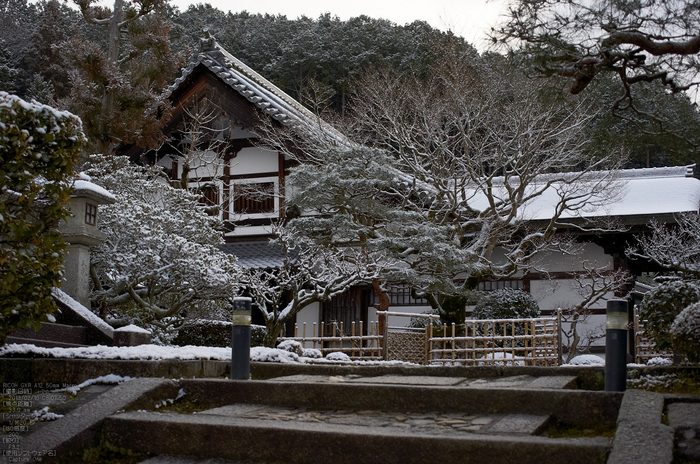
[495,0,700,99]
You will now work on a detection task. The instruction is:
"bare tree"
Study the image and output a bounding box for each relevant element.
[336,62,624,292]
[629,213,700,278]
[552,261,633,362]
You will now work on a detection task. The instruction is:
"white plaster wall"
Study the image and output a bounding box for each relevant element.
[157,152,224,180]
[560,314,608,350]
[295,302,321,348]
[533,242,613,273]
[530,278,615,312]
[230,147,279,175]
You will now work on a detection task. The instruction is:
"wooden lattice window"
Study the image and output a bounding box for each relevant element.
[198,185,219,207]
[85,203,97,225]
[373,286,428,306]
[233,182,275,214]
[477,280,525,292]
[322,288,370,334]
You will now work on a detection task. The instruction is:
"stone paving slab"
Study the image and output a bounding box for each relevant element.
[195,403,551,437]
[13,378,179,463]
[268,373,577,389]
[667,402,700,462]
[489,414,551,435]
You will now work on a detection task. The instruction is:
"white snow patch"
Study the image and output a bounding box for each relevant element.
[72,179,116,203]
[30,406,63,422]
[646,357,674,366]
[325,352,351,362]
[53,374,133,395]
[564,354,605,366]
[114,324,151,334]
[0,343,416,366]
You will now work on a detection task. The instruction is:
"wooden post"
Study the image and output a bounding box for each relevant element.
[556,309,563,366]
[382,313,389,361]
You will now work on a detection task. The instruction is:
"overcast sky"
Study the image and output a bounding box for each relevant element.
[167,0,509,50]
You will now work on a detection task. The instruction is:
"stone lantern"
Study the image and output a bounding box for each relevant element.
[59,179,115,308]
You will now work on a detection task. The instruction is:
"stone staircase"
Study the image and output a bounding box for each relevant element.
[99,376,619,464]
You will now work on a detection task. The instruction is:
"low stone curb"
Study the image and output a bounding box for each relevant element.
[607,390,674,464]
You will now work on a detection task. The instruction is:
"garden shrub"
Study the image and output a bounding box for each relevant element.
[172,320,267,347]
[640,280,700,351]
[473,288,541,320]
[472,288,541,346]
[671,302,700,363]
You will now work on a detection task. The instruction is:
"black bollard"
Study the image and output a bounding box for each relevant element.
[605,299,628,392]
[231,297,252,380]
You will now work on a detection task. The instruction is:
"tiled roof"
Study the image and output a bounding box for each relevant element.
[220,241,286,269]
[164,33,349,145]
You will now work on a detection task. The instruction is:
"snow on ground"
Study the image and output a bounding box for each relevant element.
[53,374,133,395]
[0,343,412,366]
[564,354,605,366]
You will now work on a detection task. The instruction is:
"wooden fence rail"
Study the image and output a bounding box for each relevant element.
[428,314,561,366]
[279,321,383,360]
[279,313,561,365]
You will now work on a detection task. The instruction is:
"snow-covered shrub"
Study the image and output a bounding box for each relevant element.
[0,92,84,344]
[671,302,700,363]
[277,339,304,356]
[565,354,605,366]
[84,154,241,329]
[473,288,540,320]
[472,289,540,347]
[640,280,700,351]
[647,357,673,366]
[325,352,351,362]
[302,348,322,358]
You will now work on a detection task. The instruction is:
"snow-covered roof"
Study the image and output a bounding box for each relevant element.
[220,241,286,269]
[164,34,349,146]
[467,165,700,223]
[71,179,116,204]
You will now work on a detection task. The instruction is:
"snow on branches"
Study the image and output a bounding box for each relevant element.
[83,154,240,330]
[242,223,382,347]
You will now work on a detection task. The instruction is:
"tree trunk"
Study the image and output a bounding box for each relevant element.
[263,320,284,347]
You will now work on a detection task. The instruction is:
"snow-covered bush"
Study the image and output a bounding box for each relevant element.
[302,348,322,358]
[83,154,241,331]
[640,280,700,351]
[0,92,84,344]
[473,288,541,320]
[565,354,605,366]
[472,289,540,347]
[325,352,351,362]
[277,339,304,356]
[671,302,700,363]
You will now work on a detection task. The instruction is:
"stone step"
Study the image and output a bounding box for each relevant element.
[7,322,88,345]
[4,336,88,349]
[104,410,610,464]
